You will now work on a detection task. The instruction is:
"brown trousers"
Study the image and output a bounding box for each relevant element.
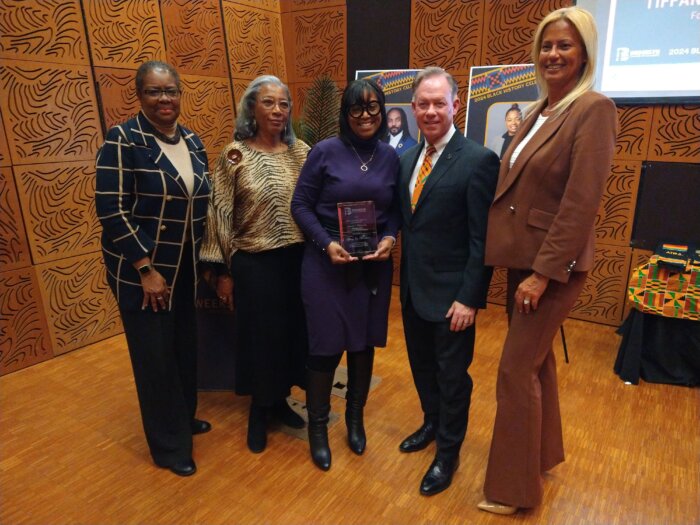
[483,269,587,508]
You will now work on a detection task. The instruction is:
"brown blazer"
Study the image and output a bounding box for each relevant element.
[485,91,617,283]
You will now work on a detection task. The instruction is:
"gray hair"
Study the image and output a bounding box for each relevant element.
[135,61,181,93]
[234,75,296,145]
[412,66,459,101]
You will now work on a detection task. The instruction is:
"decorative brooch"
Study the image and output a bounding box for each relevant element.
[226,148,242,165]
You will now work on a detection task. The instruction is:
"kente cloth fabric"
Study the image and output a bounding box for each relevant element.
[627,249,700,320]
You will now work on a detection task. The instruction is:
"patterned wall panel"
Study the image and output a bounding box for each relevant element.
[455,75,470,133]
[648,105,700,162]
[14,161,100,264]
[161,0,229,78]
[0,167,31,271]
[83,0,166,69]
[409,0,483,75]
[0,0,89,65]
[487,267,508,306]
[234,0,280,11]
[289,0,344,9]
[594,161,641,247]
[94,67,139,131]
[0,266,53,375]
[0,62,103,165]
[291,6,346,81]
[615,105,653,160]
[36,253,122,356]
[231,80,249,113]
[570,245,631,326]
[222,2,279,80]
[180,75,235,158]
[0,108,10,167]
[481,0,572,66]
[270,13,288,81]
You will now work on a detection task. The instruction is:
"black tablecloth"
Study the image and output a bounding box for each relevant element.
[614,309,700,386]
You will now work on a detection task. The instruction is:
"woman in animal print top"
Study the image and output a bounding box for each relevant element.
[200,75,309,453]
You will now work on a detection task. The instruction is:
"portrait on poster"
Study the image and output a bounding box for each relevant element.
[356,69,421,156]
[464,65,538,159]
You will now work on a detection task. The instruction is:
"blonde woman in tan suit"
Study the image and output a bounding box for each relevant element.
[477,7,618,515]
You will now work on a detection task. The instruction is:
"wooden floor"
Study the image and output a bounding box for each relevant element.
[2,287,699,525]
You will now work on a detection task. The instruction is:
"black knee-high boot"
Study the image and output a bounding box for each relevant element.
[306,368,334,471]
[346,347,374,455]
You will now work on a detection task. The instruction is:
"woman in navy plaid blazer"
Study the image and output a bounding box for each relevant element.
[95,61,211,477]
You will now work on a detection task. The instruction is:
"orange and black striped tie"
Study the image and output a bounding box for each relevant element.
[411,144,436,212]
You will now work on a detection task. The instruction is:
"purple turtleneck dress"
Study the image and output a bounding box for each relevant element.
[291,136,401,356]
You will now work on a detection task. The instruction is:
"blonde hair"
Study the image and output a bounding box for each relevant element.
[529,6,598,119]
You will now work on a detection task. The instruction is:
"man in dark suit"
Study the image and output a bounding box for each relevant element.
[384,107,418,155]
[398,67,499,496]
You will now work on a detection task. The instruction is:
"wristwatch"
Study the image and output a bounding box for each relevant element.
[137,263,153,275]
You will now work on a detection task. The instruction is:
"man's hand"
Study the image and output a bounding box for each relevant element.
[445,301,477,332]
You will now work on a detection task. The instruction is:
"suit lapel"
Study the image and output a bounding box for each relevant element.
[133,113,190,197]
[413,132,463,212]
[495,101,568,200]
[183,129,207,196]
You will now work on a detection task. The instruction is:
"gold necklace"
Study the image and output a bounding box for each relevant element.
[349,143,377,172]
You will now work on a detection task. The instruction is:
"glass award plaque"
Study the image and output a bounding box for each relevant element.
[337,201,378,256]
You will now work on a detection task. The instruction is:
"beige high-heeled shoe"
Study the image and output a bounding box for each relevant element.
[477,500,518,515]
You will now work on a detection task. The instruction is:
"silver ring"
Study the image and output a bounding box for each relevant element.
[523,299,530,305]
[157,296,163,300]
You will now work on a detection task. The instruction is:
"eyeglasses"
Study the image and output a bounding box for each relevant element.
[348,101,381,118]
[142,88,181,99]
[259,98,290,111]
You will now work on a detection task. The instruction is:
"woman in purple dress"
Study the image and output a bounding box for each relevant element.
[291,79,400,471]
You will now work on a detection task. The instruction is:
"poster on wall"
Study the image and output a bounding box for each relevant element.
[464,64,538,160]
[355,69,421,156]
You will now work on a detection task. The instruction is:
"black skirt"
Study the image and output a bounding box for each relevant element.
[230,243,307,404]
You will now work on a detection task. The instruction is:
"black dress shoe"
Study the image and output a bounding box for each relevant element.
[272,399,305,429]
[169,459,197,477]
[399,421,436,453]
[191,419,212,435]
[419,457,459,496]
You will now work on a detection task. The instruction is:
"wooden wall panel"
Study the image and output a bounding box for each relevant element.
[234,0,280,11]
[222,2,282,81]
[595,161,641,247]
[0,0,89,66]
[289,0,344,9]
[481,0,572,66]
[179,75,235,158]
[14,161,99,264]
[570,246,631,325]
[83,0,165,69]
[0,266,53,375]
[615,105,653,161]
[455,75,470,133]
[409,0,483,75]
[161,0,228,78]
[290,6,346,82]
[0,167,31,271]
[0,62,102,165]
[36,253,122,356]
[487,267,508,306]
[648,105,700,162]
[93,67,139,131]
[0,109,10,167]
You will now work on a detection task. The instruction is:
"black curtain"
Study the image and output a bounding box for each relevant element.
[346,0,412,82]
